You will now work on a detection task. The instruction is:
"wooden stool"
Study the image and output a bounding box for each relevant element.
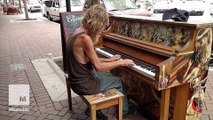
[82,88,123,120]
[65,77,124,120]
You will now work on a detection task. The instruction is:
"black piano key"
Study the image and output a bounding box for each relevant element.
[151,69,156,73]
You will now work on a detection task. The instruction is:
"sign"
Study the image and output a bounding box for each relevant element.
[60,11,84,72]
[60,12,84,41]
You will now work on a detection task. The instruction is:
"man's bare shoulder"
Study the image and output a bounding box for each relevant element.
[79,34,92,43]
[79,34,90,39]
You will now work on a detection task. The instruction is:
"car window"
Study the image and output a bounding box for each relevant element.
[72,0,83,6]
[102,0,137,11]
[60,0,82,7]
[186,0,203,1]
[155,0,167,2]
[52,2,59,7]
[44,1,52,7]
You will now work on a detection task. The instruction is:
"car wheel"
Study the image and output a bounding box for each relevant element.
[47,13,53,21]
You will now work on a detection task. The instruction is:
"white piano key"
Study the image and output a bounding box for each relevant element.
[133,65,155,77]
[96,48,113,57]
[96,48,155,77]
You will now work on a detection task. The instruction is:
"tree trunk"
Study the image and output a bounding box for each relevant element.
[18,0,23,13]
[22,0,29,20]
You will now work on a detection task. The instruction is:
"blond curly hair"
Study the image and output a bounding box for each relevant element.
[82,4,109,43]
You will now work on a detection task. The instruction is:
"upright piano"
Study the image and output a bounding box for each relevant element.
[60,12,213,120]
[95,15,213,120]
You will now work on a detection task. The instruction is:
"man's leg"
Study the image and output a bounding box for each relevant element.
[93,70,129,114]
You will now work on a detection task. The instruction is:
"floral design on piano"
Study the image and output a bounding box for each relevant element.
[163,27,213,120]
[116,20,129,36]
[185,28,212,120]
[164,28,212,88]
[176,28,212,84]
[112,19,192,50]
[139,24,155,42]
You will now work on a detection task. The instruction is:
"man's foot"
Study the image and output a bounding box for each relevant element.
[85,108,108,120]
[123,100,138,118]
[123,107,137,118]
[97,110,108,120]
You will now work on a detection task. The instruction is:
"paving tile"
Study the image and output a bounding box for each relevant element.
[71,113,88,120]
[37,101,52,107]
[38,106,47,112]
[0,114,11,120]
[8,111,18,117]
[79,103,87,110]
[0,109,10,116]
[21,115,36,120]
[35,113,48,120]
[45,103,54,108]
[19,111,35,116]
[33,111,41,117]
[10,113,23,120]
[46,114,62,120]
[42,109,59,115]
[72,107,84,115]
[58,107,69,116]
[0,104,8,110]
[73,96,83,104]
[53,102,63,111]
[60,100,69,107]
[60,112,72,120]
[202,114,211,120]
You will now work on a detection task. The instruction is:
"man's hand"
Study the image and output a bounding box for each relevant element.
[110,54,121,61]
[120,59,135,67]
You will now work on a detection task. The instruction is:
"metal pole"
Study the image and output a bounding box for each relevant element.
[66,0,71,12]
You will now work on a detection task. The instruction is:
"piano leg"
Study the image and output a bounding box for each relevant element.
[173,84,190,120]
[160,88,171,120]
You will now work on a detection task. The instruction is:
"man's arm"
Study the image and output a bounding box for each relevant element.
[82,35,134,72]
[99,54,121,62]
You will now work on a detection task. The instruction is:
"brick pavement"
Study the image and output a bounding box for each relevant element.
[0,13,122,120]
[0,12,212,120]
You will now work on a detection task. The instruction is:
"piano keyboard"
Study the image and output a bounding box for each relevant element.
[96,47,156,77]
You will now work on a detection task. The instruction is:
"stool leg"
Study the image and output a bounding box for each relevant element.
[117,97,123,120]
[66,78,72,110]
[91,106,96,120]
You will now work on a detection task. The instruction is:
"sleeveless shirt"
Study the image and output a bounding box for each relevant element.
[66,32,100,95]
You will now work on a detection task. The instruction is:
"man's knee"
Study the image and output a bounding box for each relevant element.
[113,77,124,92]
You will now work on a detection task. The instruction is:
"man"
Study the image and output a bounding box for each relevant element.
[66,4,137,119]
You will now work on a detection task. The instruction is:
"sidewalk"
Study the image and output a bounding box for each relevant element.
[0,12,212,120]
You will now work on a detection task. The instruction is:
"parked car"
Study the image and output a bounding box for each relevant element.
[2,4,8,14]
[135,0,153,12]
[28,2,42,12]
[2,3,20,15]
[153,0,172,13]
[209,1,213,15]
[84,0,153,17]
[179,0,207,16]
[44,0,83,21]
[41,0,52,16]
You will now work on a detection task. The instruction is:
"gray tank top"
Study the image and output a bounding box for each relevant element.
[66,32,100,95]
